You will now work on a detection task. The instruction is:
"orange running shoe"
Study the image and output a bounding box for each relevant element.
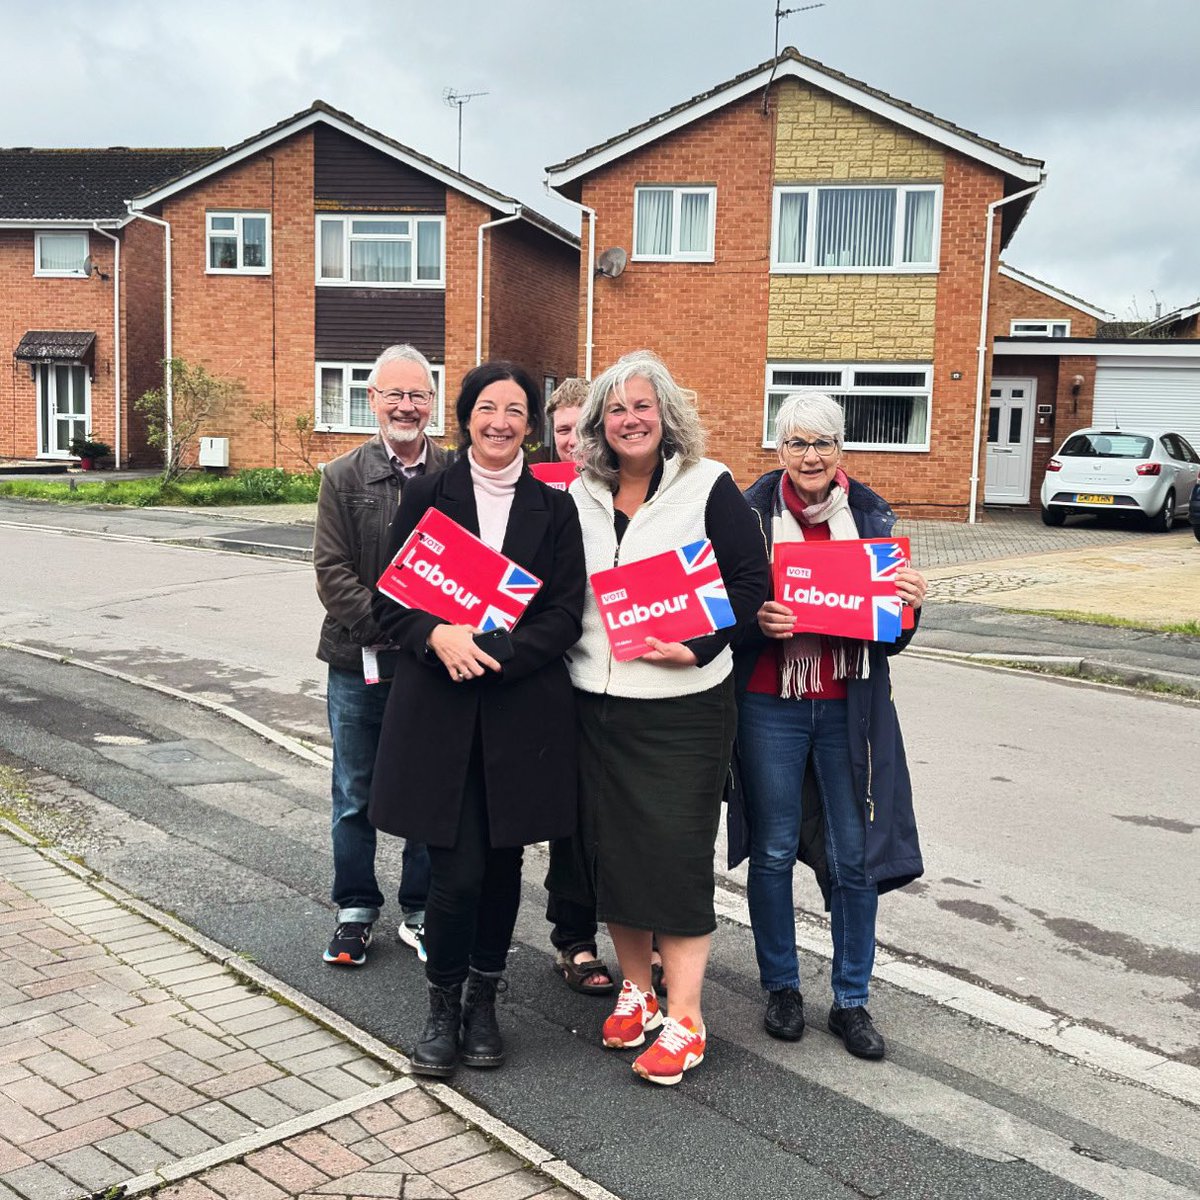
[601,979,663,1048]
[632,1015,706,1085]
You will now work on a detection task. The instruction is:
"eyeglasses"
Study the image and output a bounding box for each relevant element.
[373,388,434,407]
[781,437,839,457]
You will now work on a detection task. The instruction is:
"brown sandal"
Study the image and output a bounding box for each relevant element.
[554,943,615,995]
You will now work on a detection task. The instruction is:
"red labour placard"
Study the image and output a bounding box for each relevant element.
[590,540,736,662]
[529,461,580,491]
[377,508,542,632]
[772,538,912,642]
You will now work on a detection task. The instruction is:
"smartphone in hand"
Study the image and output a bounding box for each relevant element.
[473,628,515,663]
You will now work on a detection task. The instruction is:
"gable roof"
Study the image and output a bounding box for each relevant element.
[547,49,1044,218]
[1135,299,1200,336]
[998,263,1111,321]
[0,148,220,224]
[130,101,577,248]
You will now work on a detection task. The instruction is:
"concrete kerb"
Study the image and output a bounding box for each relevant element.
[908,646,1200,704]
[5,642,1199,1115]
[0,816,622,1200]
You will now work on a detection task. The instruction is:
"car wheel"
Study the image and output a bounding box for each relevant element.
[1041,505,1066,527]
[1193,523,1200,544]
[1150,491,1176,533]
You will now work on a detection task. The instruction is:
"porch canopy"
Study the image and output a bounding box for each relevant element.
[14,330,95,367]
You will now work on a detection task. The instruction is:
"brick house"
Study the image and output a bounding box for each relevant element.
[0,148,217,466]
[3,104,578,471]
[546,48,1049,519]
[121,102,578,471]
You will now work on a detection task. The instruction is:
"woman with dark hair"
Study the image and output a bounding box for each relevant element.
[370,361,585,1077]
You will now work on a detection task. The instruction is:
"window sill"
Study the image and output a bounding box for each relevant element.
[34,271,87,279]
[630,255,715,265]
[315,279,445,290]
[769,265,940,275]
[206,268,272,276]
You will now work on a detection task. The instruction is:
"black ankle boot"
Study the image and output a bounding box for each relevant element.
[460,969,506,1068]
[411,983,462,1077]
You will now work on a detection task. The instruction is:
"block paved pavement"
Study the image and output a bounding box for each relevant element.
[0,829,592,1200]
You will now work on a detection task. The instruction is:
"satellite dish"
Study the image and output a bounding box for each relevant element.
[595,247,627,278]
[82,255,96,277]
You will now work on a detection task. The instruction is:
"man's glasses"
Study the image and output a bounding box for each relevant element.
[373,388,434,407]
[781,436,839,457]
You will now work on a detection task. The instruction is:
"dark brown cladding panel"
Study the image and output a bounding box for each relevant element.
[315,289,446,363]
[314,124,446,212]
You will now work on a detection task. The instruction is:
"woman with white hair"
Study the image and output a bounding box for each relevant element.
[558,349,768,1086]
[732,392,927,1061]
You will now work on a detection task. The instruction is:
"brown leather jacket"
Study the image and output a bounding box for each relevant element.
[314,433,451,671]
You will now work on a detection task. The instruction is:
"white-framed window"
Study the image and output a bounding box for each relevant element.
[206,212,271,274]
[771,185,941,272]
[1009,319,1070,337]
[764,363,932,452]
[315,361,445,437]
[34,231,89,277]
[633,186,716,261]
[316,215,445,287]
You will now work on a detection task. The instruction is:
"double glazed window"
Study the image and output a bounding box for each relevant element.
[772,185,941,271]
[1010,319,1070,337]
[316,362,445,436]
[35,231,89,277]
[207,212,270,273]
[317,216,444,286]
[633,186,715,261]
[765,363,932,451]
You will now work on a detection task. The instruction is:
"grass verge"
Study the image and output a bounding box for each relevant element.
[0,468,320,507]
[987,657,1200,700]
[1009,607,1200,638]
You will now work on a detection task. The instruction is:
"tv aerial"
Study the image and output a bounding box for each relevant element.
[762,2,826,114]
[443,87,489,172]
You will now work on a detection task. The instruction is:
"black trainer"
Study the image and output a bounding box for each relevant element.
[323,921,372,967]
[411,984,463,1077]
[828,1004,886,1060]
[764,987,805,1041]
[461,970,507,1068]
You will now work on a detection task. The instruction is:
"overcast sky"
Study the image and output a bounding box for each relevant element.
[4,0,1196,320]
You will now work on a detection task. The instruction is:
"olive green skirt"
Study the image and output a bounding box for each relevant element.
[572,676,736,937]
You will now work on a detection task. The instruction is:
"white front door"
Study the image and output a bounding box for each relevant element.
[36,364,90,458]
[985,378,1034,504]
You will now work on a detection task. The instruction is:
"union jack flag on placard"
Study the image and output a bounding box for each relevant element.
[677,540,734,632]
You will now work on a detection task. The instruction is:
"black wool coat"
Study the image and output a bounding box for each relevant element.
[368,456,585,849]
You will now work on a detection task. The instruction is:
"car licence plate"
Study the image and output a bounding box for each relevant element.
[1075,493,1114,504]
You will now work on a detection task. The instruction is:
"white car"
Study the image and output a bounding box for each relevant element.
[1040,427,1200,531]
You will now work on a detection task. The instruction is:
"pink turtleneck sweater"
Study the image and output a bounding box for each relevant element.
[468,448,523,550]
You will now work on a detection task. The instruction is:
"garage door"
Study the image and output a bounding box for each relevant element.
[1093,359,1200,448]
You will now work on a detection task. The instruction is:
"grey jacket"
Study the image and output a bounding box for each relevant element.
[314,433,451,671]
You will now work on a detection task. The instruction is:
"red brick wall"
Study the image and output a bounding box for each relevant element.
[487,220,578,435]
[0,229,119,460]
[989,271,1100,339]
[121,216,166,466]
[575,92,775,484]
[163,130,316,471]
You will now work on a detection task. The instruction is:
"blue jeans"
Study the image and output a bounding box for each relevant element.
[327,665,430,924]
[738,691,878,1008]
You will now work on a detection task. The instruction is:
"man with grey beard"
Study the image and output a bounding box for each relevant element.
[314,344,450,967]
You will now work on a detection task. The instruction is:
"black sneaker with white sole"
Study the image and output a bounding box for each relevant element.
[323,921,372,966]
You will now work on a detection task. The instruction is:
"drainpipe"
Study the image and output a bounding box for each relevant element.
[124,204,173,462]
[476,206,523,365]
[544,184,595,380]
[91,225,121,469]
[968,181,1043,523]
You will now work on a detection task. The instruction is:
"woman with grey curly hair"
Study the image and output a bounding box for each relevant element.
[731,390,927,1062]
[553,349,768,1086]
